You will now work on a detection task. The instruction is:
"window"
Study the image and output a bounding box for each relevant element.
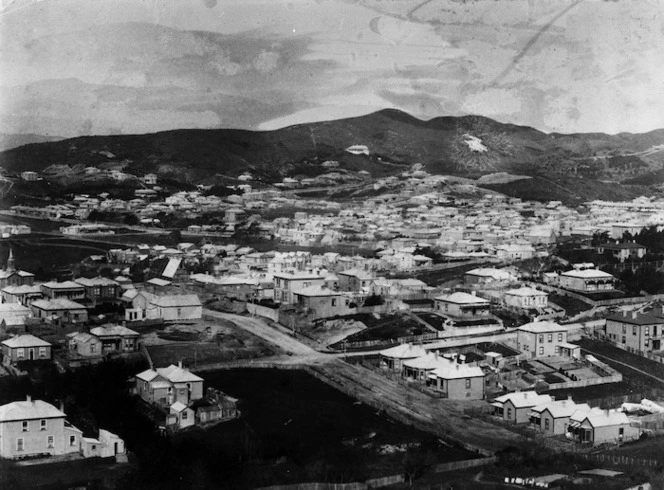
[539,346,544,355]
[622,325,627,334]
[646,327,650,336]
[47,435,54,448]
[544,419,550,430]
[465,378,471,389]
[179,388,185,395]
[94,287,101,296]
[39,347,47,357]
[40,419,47,431]
[22,421,28,432]
[16,348,24,359]
[633,326,637,335]
[547,334,552,343]
[538,335,544,343]
[558,333,563,342]
[91,344,96,353]
[70,435,77,446]
[331,298,336,307]
[17,438,24,451]
[177,308,182,317]
[507,408,512,419]
[182,411,188,420]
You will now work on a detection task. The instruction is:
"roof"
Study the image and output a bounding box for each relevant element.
[74,276,119,287]
[71,332,98,344]
[434,292,489,305]
[465,268,513,280]
[532,400,590,418]
[272,271,324,281]
[2,285,42,295]
[157,364,203,383]
[561,269,614,279]
[2,334,51,348]
[147,278,172,287]
[403,353,451,371]
[170,401,189,413]
[606,311,664,326]
[429,363,484,380]
[518,321,566,334]
[583,410,631,428]
[135,369,160,382]
[493,391,553,408]
[599,242,646,250]
[90,325,139,337]
[293,285,339,297]
[41,281,83,290]
[161,258,182,279]
[505,287,547,297]
[150,294,202,308]
[338,268,373,280]
[0,303,32,314]
[0,399,65,422]
[379,343,427,360]
[31,299,87,311]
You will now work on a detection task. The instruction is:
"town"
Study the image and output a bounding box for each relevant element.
[1,160,664,489]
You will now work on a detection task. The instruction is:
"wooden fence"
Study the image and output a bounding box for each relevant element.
[579,453,661,468]
[433,456,497,473]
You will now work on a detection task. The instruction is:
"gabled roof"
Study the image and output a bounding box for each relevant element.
[41,281,83,290]
[583,410,631,428]
[90,325,139,337]
[71,332,98,344]
[135,369,161,382]
[1,334,51,348]
[74,276,119,287]
[293,285,339,297]
[0,399,65,422]
[493,391,552,408]
[403,353,451,371]
[157,364,203,383]
[429,363,484,380]
[150,294,202,308]
[170,401,189,413]
[31,299,87,311]
[505,287,547,297]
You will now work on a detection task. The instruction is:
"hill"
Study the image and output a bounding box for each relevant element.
[0,109,663,204]
[0,133,63,152]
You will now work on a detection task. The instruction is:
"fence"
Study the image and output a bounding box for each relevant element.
[254,474,406,490]
[433,456,498,473]
[246,302,280,322]
[579,453,661,468]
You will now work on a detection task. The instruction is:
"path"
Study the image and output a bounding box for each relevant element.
[203,308,523,453]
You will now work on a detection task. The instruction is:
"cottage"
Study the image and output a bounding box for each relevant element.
[504,287,548,310]
[89,324,140,353]
[67,332,103,357]
[492,391,553,424]
[147,294,203,322]
[379,344,427,372]
[30,299,88,325]
[596,242,647,262]
[516,321,568,358]
[402,353,450,381]
[1,334,51,365]
[559,265,615,293]
[1,285,43,306]
[567,409,639,445]
[168,401,195,429]
[135,362,204,407]
[529,398,591,436]
[191,389,239,426]
[427,363,485,400]
[434,292,490,319]
[273,271,326,304]
[338,269,374,292]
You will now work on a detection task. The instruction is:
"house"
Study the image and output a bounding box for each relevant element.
[402,353,450,381]
[491,391,553,424]
[292,286,355,320]
[135,362,204,407]
[567,409,639,445]
[191,388,239,426]
[1,334,51,365]
[89,324,140,353]
[142,173,158,185]
[167,401,195,429]
[338,269,374,292]
[464,268,516,286]
[146,294,203,322]
[379,343,427,372]
[74,277,120,304]
[67,332,103,358]
[1,285,43,306]
[559,265,615,293]
[426,363,485,400]
[434,292,490,319]
[529,398,591,436]
[504,287,548,310]
[596,242,647,262]
[20,171,39,181]
[495,243,536,261]
[0,303,33,331]
[0,396,81,459]
[516,321,568,358]
[605,310,664,353]
[80,429,125,459]
[30,299,88,325]
[273,271,326,304]
[0,269,35,290]
[40,281,85,301]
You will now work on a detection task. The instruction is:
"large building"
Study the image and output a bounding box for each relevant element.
[273,271,326,304]
[558,265,615,293]
[434,292,491,319]
[605,310,664,353]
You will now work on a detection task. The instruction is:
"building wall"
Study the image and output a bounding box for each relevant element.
[516,330,567,358]
[0,417,66,458]
[151,305,202,321]
[605,319,663,352]
[2,345,51,364]
[76,339,102,357]
[591,423,639,445]
[539,412,569,436]
[441,376,484,400]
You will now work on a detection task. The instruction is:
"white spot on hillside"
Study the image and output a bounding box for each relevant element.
[462,134,488,153]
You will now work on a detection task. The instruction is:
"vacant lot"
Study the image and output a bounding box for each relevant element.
[332,314,427,347]
[144,319,281,367]
[416,312,447,331]
[548,293,592,316]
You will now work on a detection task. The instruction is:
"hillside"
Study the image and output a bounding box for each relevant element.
[1,109,663,204]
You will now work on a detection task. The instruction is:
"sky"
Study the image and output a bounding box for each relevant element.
[1,0,663,137]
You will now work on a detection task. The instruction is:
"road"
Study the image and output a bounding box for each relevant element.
[203,308,523,453]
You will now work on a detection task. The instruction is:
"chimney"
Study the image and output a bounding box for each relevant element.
[632,311,637,320]
[60,400,65,413]
[178,360,183,369]
[524,392,528,399]
[567,394,573,402]
[26,395,31,403]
